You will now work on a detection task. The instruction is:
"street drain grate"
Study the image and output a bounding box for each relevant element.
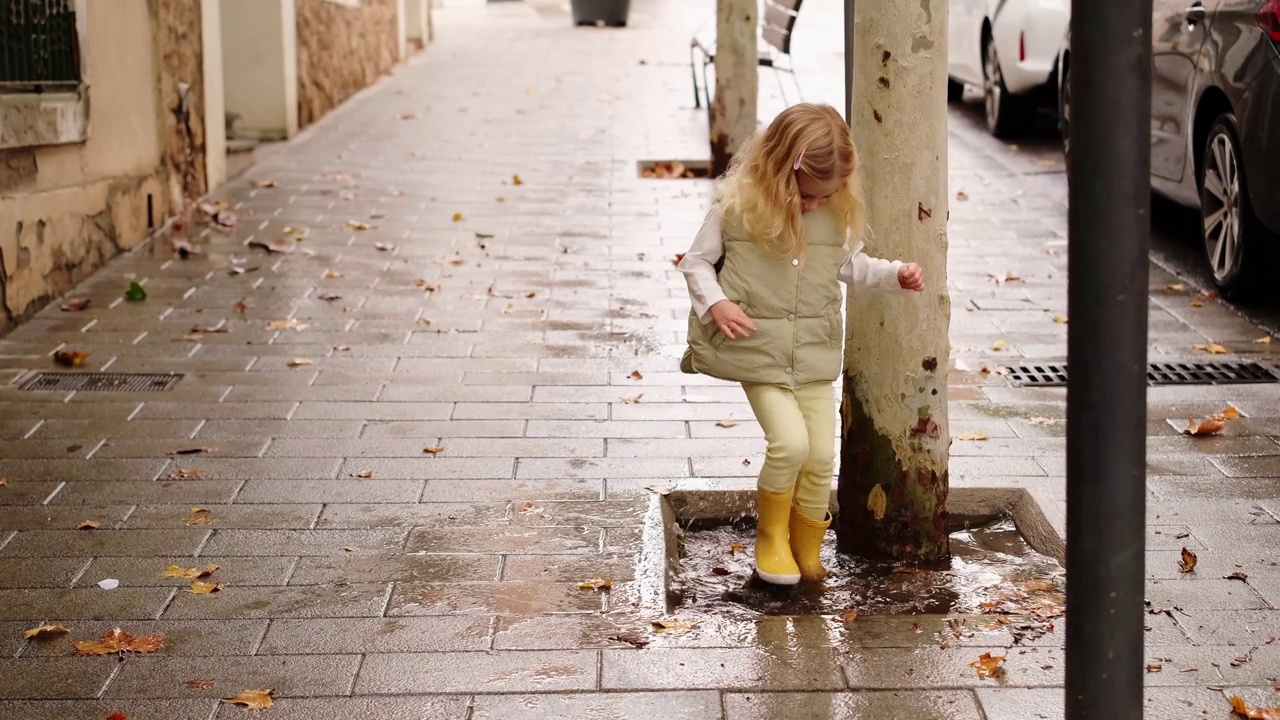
[1001,362,1278,388]
[637,160,710,179]
[19,372,183,393]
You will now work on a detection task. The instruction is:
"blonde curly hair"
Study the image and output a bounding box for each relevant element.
[718,103,865,257]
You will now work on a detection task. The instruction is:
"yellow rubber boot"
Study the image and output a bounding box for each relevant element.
[754,489,801,585]
[789,507,832,581]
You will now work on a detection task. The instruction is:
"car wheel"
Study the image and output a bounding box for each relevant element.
[948,78,964,104]
[1200,115,1272,299]
[983,39,1032,138]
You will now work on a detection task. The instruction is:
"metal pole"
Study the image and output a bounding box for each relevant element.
[1064,0,1152,718]
[843,0,854,124]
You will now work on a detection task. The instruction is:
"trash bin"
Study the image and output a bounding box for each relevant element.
[570,0,630,27]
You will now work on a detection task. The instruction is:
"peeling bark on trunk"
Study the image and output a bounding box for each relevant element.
[835,0,952,563]
[709,0,757,177]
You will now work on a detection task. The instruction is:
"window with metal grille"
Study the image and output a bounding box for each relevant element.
[0,0,81,91]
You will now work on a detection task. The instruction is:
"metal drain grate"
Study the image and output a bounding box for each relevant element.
[1148,361,1278,386]
[19,372,183,392]
[1001,362,1278,388]
[1002,364,1069,387]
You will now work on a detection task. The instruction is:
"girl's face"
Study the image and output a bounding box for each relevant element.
[796,172,842,213]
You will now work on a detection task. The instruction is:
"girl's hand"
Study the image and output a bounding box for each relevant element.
[709,299,757,339]
[898,263,925,291]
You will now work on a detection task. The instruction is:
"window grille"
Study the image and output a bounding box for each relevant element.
[0,0,81,91]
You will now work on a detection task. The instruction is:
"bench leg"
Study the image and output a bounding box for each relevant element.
[773,66,790,107]
[701,59,713,110]
[690,45,701,108]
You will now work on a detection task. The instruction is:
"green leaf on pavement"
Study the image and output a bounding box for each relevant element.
[125,282,147,302]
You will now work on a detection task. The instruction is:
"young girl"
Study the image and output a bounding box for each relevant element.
[678,103,925,585]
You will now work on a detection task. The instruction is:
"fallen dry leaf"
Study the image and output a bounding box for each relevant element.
[1190,299,1206,308]
[374,242,395,252]
[0,478,7,487]
[839,610,859,624]
[672,253,686,267]
[1146,662,1163,673]
[867,484,887,521]
[1229,695,1280,719]
[73,628,164,656]
[54,350,91,368]
[77,520,100,530]
[969,652,1007,679]
[1222,406,1241,420]
[1184,414,1226,436]
[1226,571,1250,582]
[287,358,313,368]
[729,542,745,554]
[318,293,342,302]
[1020,580,1058,593]
[1179,547,1198,573]
[623,393,644,404]
[577,578,612,590]
[324,271,343,279]
[1193,342,1229,354]
[233,300,247,314]
[957,432,988,441]
[247,237,296,254]
[650,618,696,636]
[61,298,90,312]
[188,580,224,594]
[223,689,274,711]
[1254,336,1273,345]
[267,318,308,331]
[1051,315,1068,324]
[423,446,445,455]
[452,213,463,222]
[513,174,523,185]
[956,190,969,201]
[399,112,417,120]
[608,633,649,648]
[107,713,130,720]
[170,467,201,479]
[164,564,219,580]
[345,220,373,231]
[353,470,374,479]
[24,623,70,640]
[1162,283,1187,293]
[991,339,1009,352]
[716,418,739,428]
[250,179,278,188]
[629,370,643,380]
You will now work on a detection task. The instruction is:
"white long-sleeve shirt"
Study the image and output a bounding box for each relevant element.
[677,208,908,324]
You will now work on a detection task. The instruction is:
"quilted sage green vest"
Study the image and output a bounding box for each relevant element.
[680,205,846,388]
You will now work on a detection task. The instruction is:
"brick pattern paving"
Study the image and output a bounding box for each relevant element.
[0,0,1278,718]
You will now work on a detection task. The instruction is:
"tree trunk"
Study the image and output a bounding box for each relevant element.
[835,0,952,563]
[709,0,757,177]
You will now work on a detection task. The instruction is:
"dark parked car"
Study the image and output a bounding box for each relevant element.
[1057,0,1280,298]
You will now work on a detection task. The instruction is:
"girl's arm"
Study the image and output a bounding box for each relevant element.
[677,209,729,323]
[839,245,909,292]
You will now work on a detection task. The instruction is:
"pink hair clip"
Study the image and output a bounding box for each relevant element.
[793,146,807,171]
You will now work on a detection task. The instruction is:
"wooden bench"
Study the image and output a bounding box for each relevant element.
[689,0,805,110]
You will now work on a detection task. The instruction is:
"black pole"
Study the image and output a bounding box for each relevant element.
[1064,0,1152,718]
[843,0,854,124]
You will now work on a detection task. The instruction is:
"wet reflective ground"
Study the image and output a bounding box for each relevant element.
[676,518,1065,620]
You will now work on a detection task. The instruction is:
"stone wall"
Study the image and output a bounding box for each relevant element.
[296,0,400,128]
[0,0,206,334]
[150,0,209,205]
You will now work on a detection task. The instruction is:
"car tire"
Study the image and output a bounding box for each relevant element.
[947,78,965,104]
[983,39,1033,138]
[1057,60,1070,156]
[1199,114,1274,299]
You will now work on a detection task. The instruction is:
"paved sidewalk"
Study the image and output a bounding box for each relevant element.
[1,0,1279,718]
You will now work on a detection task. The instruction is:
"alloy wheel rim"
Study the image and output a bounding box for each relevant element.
[1203,132,1240,281]
[984,44,1001,127]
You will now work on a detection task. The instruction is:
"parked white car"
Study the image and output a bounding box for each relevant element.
[947,0,1071,138]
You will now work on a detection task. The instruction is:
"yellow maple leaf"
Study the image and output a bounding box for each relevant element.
[188,580,224,594]
[958,432,988,441]
[968,652,1007,678]
[73,628,163,656]
[23,623,70,640]
[867,484,887,521]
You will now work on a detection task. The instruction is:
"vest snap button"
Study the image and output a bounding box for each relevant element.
[784,367,793,374]
[787,313,795,321]
[791,258,799,266]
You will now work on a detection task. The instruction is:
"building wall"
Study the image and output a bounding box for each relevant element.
[296,0,400,128]
[0,0,175,331]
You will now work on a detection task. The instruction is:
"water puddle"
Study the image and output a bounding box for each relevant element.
[674,517,1065,622]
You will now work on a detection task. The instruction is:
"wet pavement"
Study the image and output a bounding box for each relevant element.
[2,0,1280,718]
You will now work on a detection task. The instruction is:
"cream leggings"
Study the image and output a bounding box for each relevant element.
[742,381,836,521]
